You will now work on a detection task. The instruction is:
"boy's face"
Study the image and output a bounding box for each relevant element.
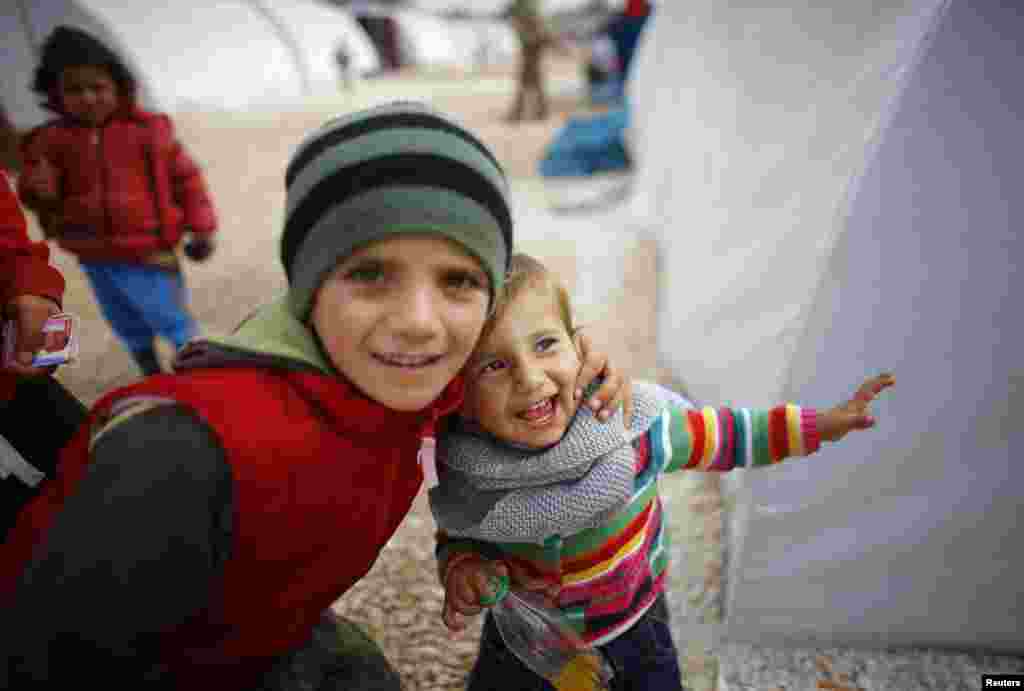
[462,285,581,449]
[311,234,490,412]
[59,65,118,126]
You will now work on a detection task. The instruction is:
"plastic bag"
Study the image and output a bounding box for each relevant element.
[483,575,614,691]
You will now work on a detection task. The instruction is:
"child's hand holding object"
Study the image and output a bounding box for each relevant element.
[443,557,560,633]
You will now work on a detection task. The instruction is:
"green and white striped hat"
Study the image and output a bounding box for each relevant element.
[281,101,513,320]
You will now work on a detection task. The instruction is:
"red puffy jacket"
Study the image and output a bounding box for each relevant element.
[0,169,65,402]
[2,365,463,689]
[19,106,217,263]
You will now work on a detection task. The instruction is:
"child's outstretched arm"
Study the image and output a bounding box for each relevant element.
[653,373,894,473]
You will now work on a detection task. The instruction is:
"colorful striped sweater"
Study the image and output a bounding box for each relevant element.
[436,398,820,646]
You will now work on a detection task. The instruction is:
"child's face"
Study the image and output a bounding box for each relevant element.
[59,65,118,126]
[461,285,581,449]
[311,234,490,412]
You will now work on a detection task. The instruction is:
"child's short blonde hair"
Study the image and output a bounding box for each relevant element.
[482,253,576,345]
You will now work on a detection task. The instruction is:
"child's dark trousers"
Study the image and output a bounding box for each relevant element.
[466,592,686,691]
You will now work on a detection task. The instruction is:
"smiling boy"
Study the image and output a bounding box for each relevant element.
[2,103,630,690]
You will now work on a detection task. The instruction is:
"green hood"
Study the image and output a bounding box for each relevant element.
[175,295,336,375]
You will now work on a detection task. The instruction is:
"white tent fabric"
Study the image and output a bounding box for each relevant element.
[391,10,461,68]
[388,9,518,70]
[252,0,381,84]
[2,0,163,128]
[2,0,378,129]
[627,0,1023,652]
[410,0,605,16]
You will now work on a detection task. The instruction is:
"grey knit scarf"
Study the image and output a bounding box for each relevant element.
[428,382,674,545]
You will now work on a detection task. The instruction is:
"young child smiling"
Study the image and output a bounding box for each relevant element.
[431,253,894,691]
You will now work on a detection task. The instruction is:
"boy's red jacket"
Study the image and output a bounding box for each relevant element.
[1,298,463,688]
[0,169,64,401]
[18,105,217,263]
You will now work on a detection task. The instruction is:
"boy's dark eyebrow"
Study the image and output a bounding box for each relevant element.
[342,255,484,277]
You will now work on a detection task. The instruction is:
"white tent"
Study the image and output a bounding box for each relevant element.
[252,0,381,85]
[410,0,606,16]
[387,8,518,70]
[626,0,1023,653]
[2,0,378,129]
[390,10,461,68]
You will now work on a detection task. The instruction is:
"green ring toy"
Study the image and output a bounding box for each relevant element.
[479,574,510,607]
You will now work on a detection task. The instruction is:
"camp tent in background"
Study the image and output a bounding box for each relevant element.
[254,0,380,88]
[349,4,518,72]
[626,0,1022,662]
[409,0,619,16]
[2,0,379,129]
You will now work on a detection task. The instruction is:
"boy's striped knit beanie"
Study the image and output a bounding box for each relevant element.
[281,101,513,320]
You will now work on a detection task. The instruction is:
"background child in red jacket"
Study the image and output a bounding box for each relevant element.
[0,109,86,542]
[18,26,218,376]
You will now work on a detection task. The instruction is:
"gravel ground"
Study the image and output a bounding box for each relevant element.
[717,643,1024,691]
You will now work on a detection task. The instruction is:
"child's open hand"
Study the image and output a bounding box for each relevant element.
[819,373,895,442]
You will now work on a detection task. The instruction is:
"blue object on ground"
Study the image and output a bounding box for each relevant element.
[539,107,631,178]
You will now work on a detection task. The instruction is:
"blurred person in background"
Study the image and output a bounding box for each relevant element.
[18,26,218,376]
[0,103,86,545]
[505,0,557,122]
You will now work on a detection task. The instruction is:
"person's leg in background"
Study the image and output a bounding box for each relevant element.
[508,61,528,123]
[530,50,549,120]
[0,375,87,541]
[79,262,163,375]
[256,610,402,691]
[131,264,199,353]
[520,49,548,121]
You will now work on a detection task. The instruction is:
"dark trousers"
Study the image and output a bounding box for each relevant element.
[509,49,549,121]
[1,376,87,542]
[466,593,686,691]
[255,611,402,691]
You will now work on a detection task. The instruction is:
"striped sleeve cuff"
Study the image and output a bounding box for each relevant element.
[801,407,821,455]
